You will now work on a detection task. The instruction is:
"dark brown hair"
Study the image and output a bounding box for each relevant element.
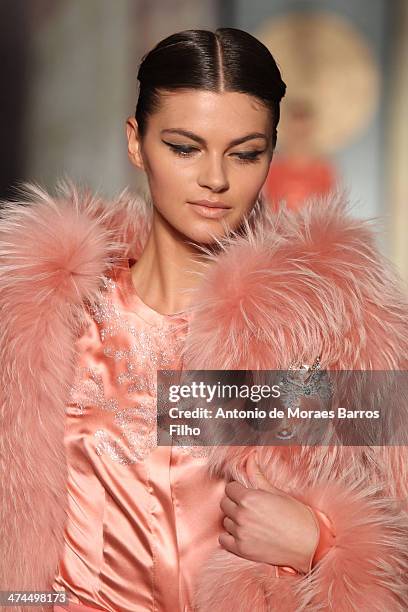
[135,28,286,149]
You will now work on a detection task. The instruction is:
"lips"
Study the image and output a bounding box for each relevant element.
[188,200,232,219]
[189,200,231,209]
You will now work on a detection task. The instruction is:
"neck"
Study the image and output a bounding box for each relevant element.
[130,209,209,316]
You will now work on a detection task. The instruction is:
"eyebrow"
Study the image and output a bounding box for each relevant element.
[160,128,267,147]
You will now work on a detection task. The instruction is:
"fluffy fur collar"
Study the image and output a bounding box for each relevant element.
[2,177,407,371]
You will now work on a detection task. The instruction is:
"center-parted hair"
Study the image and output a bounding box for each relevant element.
[135,28,286,149]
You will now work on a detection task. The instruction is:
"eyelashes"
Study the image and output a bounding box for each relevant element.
[163,143,200,158]
[163,142,264,164]
[236,152,264,163]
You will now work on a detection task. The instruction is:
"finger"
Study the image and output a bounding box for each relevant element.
[220,495,239,520]
[218,531,238,554]
[225,480,247,503]
[245,451,280,494]
[222,516,238,537]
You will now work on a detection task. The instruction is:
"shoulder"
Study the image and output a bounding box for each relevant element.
[184,192,408,369]
[0,178,150,311]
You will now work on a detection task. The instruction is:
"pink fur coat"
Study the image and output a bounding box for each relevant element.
[1,179,408,611]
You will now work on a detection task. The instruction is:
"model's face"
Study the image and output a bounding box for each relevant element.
[126,89,273,244]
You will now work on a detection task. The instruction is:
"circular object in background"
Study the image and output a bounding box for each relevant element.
[254,12,381,154]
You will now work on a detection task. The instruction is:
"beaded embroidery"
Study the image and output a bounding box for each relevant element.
[69,274,210,463]
[280,357,332,412]
[275,357,333,440]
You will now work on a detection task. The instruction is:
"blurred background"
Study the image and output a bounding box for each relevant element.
[0,0,407,278]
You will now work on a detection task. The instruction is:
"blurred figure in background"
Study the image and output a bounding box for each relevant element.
[263,98,337,212]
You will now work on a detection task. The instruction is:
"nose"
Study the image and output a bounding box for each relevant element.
[197,153,229,192]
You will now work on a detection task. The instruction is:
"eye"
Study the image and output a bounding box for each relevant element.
[232,150,265,164]
[163,142,199,157]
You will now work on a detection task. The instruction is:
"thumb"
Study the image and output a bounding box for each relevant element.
[245,451,280,493]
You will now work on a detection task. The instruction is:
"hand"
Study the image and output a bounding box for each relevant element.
[218,451,319,573]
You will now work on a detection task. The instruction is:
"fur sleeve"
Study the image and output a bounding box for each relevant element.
[191,194,408,610]
[279,457,408,611]
[0,181,117,602]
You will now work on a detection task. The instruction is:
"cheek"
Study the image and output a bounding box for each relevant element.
[147,158,176,189]
[145,164,191,228]
[146,155,194,202]
[232,162,270,200]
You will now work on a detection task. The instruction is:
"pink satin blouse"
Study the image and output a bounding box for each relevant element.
[52,259,226,612]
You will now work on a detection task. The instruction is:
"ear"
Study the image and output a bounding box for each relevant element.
[126,117,145,171]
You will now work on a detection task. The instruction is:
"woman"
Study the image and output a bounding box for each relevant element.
[1,28,408,612]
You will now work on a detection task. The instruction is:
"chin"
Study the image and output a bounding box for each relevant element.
[164,208,249,246]
[181,219,240,246]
